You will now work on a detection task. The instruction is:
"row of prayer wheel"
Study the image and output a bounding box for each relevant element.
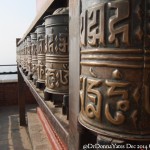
[17,0,150,145]
[17,8,69,95]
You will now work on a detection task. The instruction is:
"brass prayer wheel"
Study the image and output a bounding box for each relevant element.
[19,43,23,68]
[21,42,24,69]
[21,40,25,70]
[17,42,22,66]
[78,0,150,143]
[27,36,32,79]
[30,32,38,83]
[23,39,28,73]
[18,42,22,67]
[44,7,69,95]
[36,25,45,88]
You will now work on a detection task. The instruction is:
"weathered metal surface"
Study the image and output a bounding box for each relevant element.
[31,32,38,83]
[27,36,32,79]
[44,7,69,95]
[36,25,45,86]
[23,39,28,74]
[78,0,150,141]
[18,41,24,68]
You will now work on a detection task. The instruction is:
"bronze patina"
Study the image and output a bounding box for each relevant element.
[44,7,69,95]
[36,25,45,89]
[78,0,150,144]
[23,39,28,75]
[31,32,38,84]
[27,36,32,79]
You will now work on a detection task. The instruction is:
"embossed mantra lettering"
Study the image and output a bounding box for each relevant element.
[80,69,139,126]
[105,70,130,125]
[108,1,129,45]
[80,0,129,47]
[80,76,102,121]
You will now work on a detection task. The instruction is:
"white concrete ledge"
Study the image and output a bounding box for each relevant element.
[0,74,18,83]
[0,66,17,73]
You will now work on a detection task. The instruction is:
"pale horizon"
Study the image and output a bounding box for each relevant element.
[0,0,36,65]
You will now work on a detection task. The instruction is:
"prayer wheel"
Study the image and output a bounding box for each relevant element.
[36,25,45,88]
[31,32,38,84]
[44,7,69,95]
[78,0,150,145]
[21,42,24,69]
[17,43,21,66]
[23,39,28,74]
[19,45,21,66]
[21,40,25,70]
[27,36,32,79]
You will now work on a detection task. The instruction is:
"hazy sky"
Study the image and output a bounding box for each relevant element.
[0,0,36,65]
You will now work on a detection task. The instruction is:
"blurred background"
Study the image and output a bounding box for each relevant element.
[0,0,36,65]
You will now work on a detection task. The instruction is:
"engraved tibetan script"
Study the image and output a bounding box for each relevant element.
[105,70,130,125]
[80,76,102,121]
[108,0,129,45]
[87,3,105,46]
[80,69,139,126]
[46,68,69,89]
[80,3,105,46]
[80,0,130,47]
[46,33,68,54]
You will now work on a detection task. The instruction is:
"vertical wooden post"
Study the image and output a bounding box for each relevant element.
[17,67,26,126]
[17,38,26,126]
[69,0,80,149]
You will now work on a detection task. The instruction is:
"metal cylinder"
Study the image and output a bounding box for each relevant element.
[23,39,28,73]
[21,41,24,69]
[19,44,22,67]
[21,42,24,69]
[17,43,21,66]
[27,36,32,79]
[44,7,69,95]
[31,32,38,83]
[36,25,45,86]
[78,0,150,142]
